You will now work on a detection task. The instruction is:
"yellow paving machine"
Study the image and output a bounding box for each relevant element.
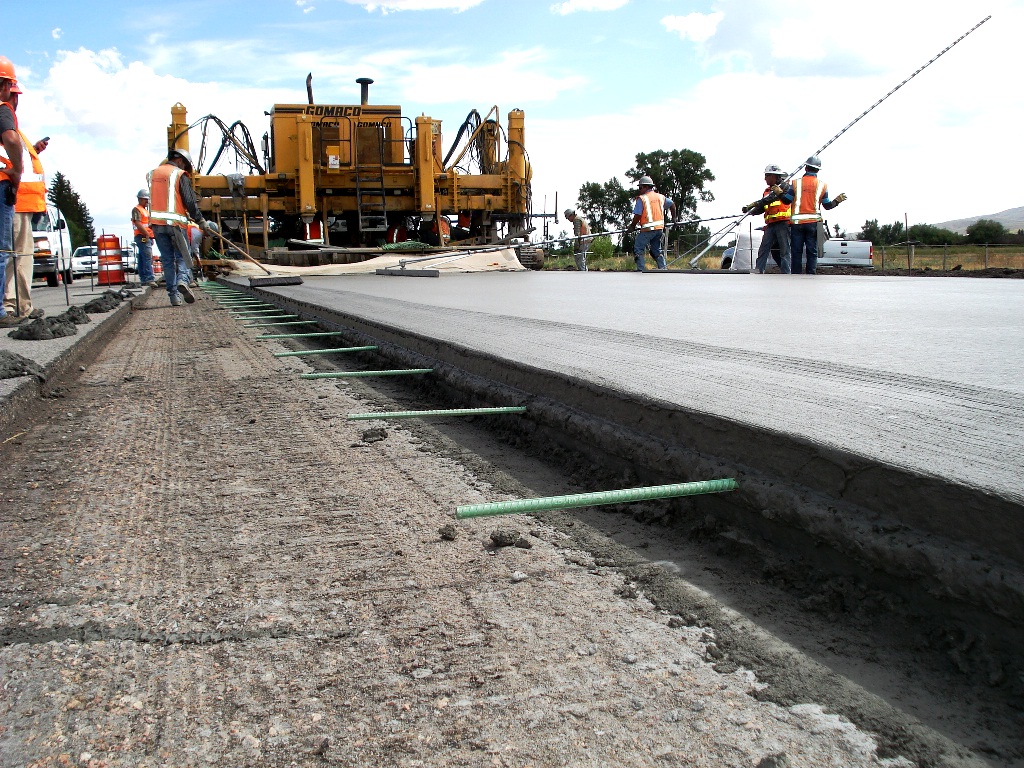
[165,77,533,262]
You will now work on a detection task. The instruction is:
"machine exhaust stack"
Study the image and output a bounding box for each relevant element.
[356,77,373,106]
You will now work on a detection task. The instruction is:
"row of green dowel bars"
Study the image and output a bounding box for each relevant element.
[200,282,739,517]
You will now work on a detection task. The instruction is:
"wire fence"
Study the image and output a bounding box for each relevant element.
[876,244,1024,271]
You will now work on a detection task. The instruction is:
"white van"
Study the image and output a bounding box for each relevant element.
[31,204,74,286]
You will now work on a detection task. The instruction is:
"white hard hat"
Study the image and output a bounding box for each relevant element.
[564,208,575,217]
[805,155,822,169]
[638,175,655,187]
[137,189,150,199]
[764,164,784,175]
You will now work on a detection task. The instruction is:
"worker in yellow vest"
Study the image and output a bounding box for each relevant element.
[742,163,794,274]
[132,189,157,287]
[1,80,49,320]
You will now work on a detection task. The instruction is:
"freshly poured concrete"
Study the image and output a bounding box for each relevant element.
[262,272,1023,504]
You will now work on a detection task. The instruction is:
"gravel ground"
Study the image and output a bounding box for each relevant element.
[0,286,982,767]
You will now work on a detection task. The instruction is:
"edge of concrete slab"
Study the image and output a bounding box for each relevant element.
[0,298,135,439]
[256,290,1024,634]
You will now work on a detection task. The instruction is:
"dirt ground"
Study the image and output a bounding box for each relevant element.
[0,286,1016,767]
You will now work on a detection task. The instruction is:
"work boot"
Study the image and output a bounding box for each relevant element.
[0,314,24,326]
[146,281,158,288]
[170,294,182,307]
[178,283,195,304]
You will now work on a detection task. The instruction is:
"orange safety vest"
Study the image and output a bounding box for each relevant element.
[13,130,46,213]
[638,191,666,230]
[0,101,21,184]
[762,186,791,225]
[147,162,190,229]
[132,204,154,238]
[791,174,826,224]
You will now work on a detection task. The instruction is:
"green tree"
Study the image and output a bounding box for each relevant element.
[965,218,1007,244]
[48,171,94,249]
[626,149,715,246]
[577,148,715,251]
[907,223,961,246]
[858,219,882,243]
[577,179,631,238]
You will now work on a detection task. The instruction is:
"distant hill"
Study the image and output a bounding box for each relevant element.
[934,206,1024,234]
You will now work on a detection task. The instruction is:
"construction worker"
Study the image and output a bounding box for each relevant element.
[563,208,591,271]
[2,81,49,320]
[790,155,847,274]
[147,148,211,306]
[742,163,794,274]
[626,176,675,272]
[0,56,22,326]
[132,189,157,287]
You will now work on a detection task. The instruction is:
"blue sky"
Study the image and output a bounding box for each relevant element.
[5,0,1021,243]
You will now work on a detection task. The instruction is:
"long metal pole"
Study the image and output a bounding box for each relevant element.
[456,478,739,519]
[688,15,992,268]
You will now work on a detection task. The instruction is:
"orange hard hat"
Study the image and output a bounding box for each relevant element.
[0,56,16,82]
[10,81,22,94]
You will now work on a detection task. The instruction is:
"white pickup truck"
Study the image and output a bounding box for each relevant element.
[722,220,873,270]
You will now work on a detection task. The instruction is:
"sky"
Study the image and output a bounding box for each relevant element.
[4,0,1021,245]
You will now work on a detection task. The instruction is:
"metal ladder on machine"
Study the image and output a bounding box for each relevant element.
[354,127,389,241]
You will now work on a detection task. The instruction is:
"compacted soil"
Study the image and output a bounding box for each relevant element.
[0,287,1015,767]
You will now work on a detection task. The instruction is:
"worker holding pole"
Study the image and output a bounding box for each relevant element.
[742,164,794,274]
[563,208,591,271]
[147,148,212,306]
[627,176,675,272]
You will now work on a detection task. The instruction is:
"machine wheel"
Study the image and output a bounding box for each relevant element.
[62,268,74,285]
[46,272,59,287]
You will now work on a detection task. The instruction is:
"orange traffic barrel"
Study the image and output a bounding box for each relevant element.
[96,234,125,285]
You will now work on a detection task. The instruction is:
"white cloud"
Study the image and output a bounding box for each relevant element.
[661,12,723,43]
[550,0,629,15]
[51,28,63,40]
[346,0,485,12]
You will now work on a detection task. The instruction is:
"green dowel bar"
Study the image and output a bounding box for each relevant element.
[231,312,290,318]
[299,368,433,379]
[237,314,299,320]
[455,478,739,519]
[273,346,378,357]
[257,331,347,339]
[347,406,527,421]
[245,320,319,327]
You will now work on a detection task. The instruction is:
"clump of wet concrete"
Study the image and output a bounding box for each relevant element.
[82,290,126,314]
[438,523,458,541]
[361,427,387,444]
[0,350,45,381]
[8,317,79,341]
[58,306,91,325]
[490,528,521,547]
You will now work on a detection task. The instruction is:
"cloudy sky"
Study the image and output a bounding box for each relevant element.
[5,0,1020,244]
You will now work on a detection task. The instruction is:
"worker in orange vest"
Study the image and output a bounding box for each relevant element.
[1,79,49,321]
[564,208,591,271]
[626,176,675,272]
[132,189,157,287]
[147,148,211,306]
[790,156,847,274]
[742,163,794,274]
[0,56,23,326]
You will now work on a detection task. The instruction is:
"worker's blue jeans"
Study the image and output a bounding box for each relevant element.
[756,222,791,273]
[791,223,818,274]
[0,181,14,317]
[135,234,155,284]
[153,225,190,297]
[634,229,665,271]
